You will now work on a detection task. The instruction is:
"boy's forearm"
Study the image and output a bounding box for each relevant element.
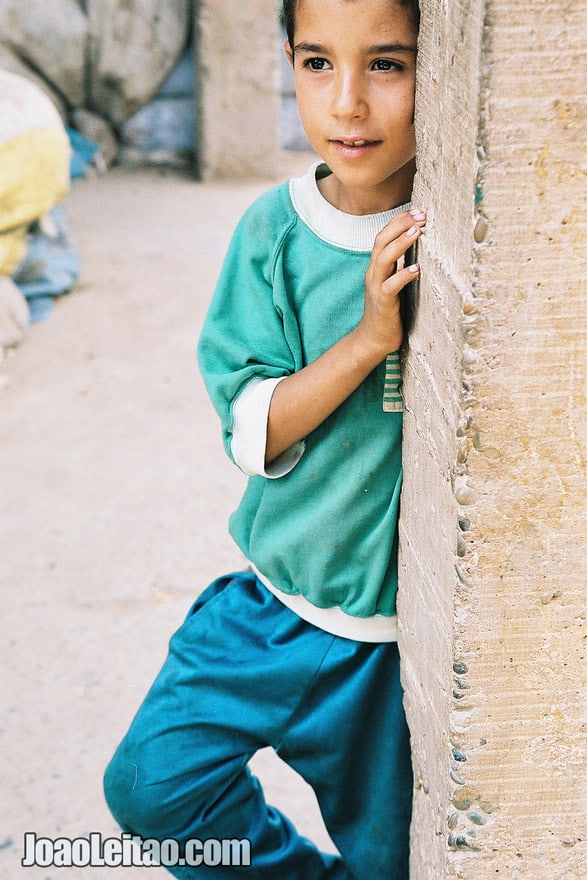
[265,327,387,466]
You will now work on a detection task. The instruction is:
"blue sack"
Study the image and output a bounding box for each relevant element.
[11,206,80,323]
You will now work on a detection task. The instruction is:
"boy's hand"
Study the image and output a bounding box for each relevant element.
[355,209,426,364]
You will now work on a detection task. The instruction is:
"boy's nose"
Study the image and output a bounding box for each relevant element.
[331,71,367,120]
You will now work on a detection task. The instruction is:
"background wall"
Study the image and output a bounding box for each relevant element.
[196,0,286,179]
[399,1,586,877]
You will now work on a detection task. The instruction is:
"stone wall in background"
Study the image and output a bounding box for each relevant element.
[399,0,586,877]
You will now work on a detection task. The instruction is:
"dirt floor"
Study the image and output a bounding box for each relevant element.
[0,156,337,878]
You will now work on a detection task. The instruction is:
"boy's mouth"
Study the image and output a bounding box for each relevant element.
[333,138,379,147]
[329,138,381,157]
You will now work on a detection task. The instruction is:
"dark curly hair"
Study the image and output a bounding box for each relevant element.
[282,0,420,50]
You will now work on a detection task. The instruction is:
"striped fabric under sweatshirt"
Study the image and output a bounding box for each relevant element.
[197,161,409,643]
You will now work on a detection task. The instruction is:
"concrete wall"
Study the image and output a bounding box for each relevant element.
[399,1,586,878]
[195,0,281,179]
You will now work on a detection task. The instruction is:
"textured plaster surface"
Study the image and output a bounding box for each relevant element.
[399,1,586,877]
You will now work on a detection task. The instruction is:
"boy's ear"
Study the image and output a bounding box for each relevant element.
[284,40,294,67]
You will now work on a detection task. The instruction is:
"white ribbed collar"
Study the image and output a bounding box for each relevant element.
[289,161,411,253]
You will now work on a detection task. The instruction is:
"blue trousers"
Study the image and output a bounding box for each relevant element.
[103,572,412,879]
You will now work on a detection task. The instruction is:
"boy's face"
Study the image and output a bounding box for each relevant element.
[286,0,418,215]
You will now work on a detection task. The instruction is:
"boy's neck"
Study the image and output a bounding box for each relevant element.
[317,159,416,215]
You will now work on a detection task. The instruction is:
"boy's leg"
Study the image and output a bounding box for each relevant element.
[275,636,413,880]
[103,572,350,880]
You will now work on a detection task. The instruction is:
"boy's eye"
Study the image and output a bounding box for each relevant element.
[371,58,401,72]
[303,57,331,71]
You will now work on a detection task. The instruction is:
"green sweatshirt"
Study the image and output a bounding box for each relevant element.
[198,162,408,642]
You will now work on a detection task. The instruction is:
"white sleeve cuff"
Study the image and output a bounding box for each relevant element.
[230,377,306,479]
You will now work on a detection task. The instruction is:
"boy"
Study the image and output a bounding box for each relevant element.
[104,1,425,878]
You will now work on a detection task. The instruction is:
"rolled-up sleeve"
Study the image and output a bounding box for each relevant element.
[197,196,303,471]
[231,376,305,478]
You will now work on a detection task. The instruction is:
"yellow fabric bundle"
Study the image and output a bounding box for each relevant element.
[0,70,70,275]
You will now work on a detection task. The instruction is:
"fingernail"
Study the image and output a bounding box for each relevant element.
[409,209,426,220]
[407,264,420,274]
[407,225,418,236]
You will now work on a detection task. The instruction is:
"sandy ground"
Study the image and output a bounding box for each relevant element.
[0,156,337,878]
